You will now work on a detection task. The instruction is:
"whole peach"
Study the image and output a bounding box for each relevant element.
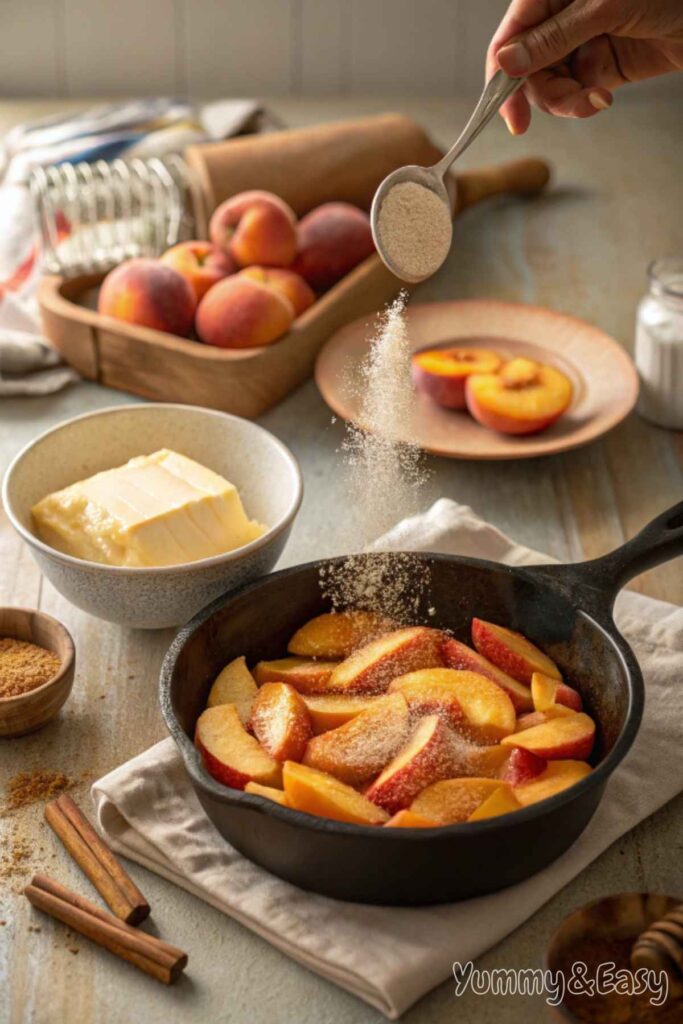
[160,240,235,302]
[209,190,297,268]
[291,202,375,291]
[238,266,315,318]
[97,257,196,337]
[196,276,294,350]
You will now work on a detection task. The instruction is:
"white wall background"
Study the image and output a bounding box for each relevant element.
[1,0,511,98]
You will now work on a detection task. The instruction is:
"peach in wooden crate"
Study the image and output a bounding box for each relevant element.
[468,785,521,822]
[288,611,395,660]
[513,760,592,807]
[365,715,459,814]
[98,257,197,337]
[209,190,298,268]
[471,618,561,686]
[327,626,443,694]
[302,693,409,785]
[440,636,532,712]
[253,657,339,693]
[207,655,258,725]
[291,202,375,291]
[465,357,573,435]
[283,761,388,825]
[531,671,582,712]
[195,704,281,790]
[160,240,235,302]
[412,346,502,410]
[244,782,289,806]
[249,682,312,762]
[196,275,294,350]
[501,712,595,760]
[239,266,315,318]
[410,778,505,825]
[302,694,381,734]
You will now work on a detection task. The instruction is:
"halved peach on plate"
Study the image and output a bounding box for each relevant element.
[253,657,339,694]
[328,627,443,694]
[249,682,313,762]
[410,778,504,824]
[207,655,258,725]
[467,785,521,821]
[501,712,595,760]
[531,671,582,712]
[471,618,561,686]
[465,356,573,435]
[288,611,395,660]
[440,636,533,712]
[302,692,409,785]
[412,346,503,410]
[195,704,282,790]
[283,761,388,825]
[365,714,459,813]
[513,760,592,806]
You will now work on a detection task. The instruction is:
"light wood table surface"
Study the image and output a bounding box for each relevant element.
[1,90,682,1024]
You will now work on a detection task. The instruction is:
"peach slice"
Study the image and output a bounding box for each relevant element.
[328,627,443,694]
[531,671,582,712]
[283,761,388,825]
[365,715,459,813]
[384,810,439,828]
[513,760,592,807]
[207,655,258,725]
[471,618,561,686]
[465,744,511,779]
[253,657,339,694]
[249,682,313,762]
[468,786,521,821]
[195,704,282,790]
[244,782,289,806]
[390,668,515,743]
[302,694,380,734]
[501,747,547,786]
[410,778,503,825]
[440,636,533,712]
[501,712,595,760]
[515,706,574,731]
[388,670,464,728]
[288,611,395,660]
[302,693,409,785]
[465,356,573,435]
[411,346,502,410]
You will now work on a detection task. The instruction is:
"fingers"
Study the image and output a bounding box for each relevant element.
[500,91,532,135]
[496,1,616,77]
[524,68,613,117]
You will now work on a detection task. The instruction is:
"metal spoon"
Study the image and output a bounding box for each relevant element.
[371,70,526,283]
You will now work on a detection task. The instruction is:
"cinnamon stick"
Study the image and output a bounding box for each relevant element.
[44,794,149,924]
[24,875,187,984]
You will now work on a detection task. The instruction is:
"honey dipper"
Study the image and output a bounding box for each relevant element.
[631,903,683,997]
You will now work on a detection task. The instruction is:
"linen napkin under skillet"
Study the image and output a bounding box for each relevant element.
[92,499,683,1019]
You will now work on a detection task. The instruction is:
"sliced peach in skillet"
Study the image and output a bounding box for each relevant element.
[244,782,289,806]
[515,706,574,731]
[471,618,561,686]
[388,670,464,728]
[410,778,504,825]
[283,761,389,825]
[327,627,443,694]
[302,693,409,785]
[531,671,582,713]
[207,655,258,725]
[440,636,532,712]
[249,682,313,762]
[513,760,592,807]
[384,809,440,828]
[467,785,521,821]
[501,712,595,760]
[365,715,459,814]
[500,747,547,786]
[287,611,395,660]
[389,668,516,743]
[195,704,282,790]
[253,657,339,694]
[302,694,381,734]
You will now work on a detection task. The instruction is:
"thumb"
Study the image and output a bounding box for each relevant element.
[496,3,614,76]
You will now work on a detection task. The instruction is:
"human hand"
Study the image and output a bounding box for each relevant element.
[486,0,683,134]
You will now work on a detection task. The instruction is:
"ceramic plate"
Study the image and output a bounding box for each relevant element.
[315,299,639,460]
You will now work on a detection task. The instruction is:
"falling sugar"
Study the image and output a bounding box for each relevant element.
[321,293,433,622]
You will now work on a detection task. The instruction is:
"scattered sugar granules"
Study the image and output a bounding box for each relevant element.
[377,181,452,280]
[321,294,432,621]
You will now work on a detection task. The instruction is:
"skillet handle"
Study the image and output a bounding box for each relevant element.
[527,501,683,620]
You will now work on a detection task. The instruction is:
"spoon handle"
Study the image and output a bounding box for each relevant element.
[434,70,525,175]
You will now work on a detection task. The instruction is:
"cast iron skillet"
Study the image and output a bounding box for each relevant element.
[160,502,683,905]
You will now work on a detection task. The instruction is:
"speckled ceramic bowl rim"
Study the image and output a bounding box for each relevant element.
[0,607,75,707]
[2,404,303,576]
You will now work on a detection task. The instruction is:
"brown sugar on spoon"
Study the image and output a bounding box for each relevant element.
[0,638,61,698]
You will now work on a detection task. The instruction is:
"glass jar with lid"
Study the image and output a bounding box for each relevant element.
[635,257,683,429]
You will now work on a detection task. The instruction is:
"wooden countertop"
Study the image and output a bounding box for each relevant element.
[1,91,682,1024]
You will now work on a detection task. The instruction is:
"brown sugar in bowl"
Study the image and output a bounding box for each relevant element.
[0,608,75,738]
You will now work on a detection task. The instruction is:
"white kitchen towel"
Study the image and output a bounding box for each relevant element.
[92,499,683,1019]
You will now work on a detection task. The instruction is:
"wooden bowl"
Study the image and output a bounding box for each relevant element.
[0,608,75,738]
[545,892,682,1022]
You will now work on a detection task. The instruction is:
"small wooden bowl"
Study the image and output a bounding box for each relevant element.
[545,893,682,1022]
[0,608,75,738]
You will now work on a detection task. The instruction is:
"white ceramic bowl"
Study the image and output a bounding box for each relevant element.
[2,404,302,629]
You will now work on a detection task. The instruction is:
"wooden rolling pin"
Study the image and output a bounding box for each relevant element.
[185,113,550,221]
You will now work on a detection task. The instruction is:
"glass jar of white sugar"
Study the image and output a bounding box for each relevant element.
[635,257,683,429]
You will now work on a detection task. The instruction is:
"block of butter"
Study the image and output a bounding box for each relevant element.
[32,449,265,567]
